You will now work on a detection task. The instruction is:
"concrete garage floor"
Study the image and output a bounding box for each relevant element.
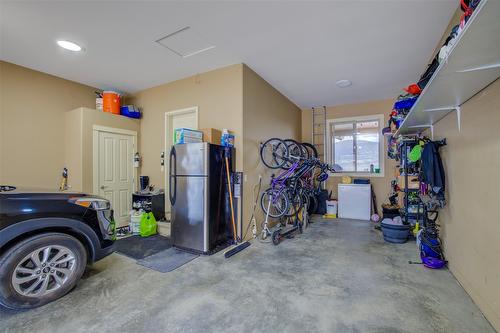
[0,218,495,333]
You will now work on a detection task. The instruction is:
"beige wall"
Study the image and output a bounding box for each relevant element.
[132,63,302,237]
[131,64,243,192]
[0,62,5,181]
[0,61,96,189]
[64,107,140,193]
[432,78,500,330]
[423,6,500,330]
[301,100,397,211]
[242,65,302,238]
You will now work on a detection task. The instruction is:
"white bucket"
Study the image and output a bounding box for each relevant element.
[130,211,143,234]
[326,200,338,215]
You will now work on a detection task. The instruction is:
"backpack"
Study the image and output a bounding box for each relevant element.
[315,190,329,215]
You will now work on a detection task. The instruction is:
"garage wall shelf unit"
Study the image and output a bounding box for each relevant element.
[398,138,424,226]
[396,0,500,136]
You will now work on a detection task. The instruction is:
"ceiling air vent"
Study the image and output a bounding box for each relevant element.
[155,26,215,58]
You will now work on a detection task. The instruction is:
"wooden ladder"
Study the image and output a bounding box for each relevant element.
[311,106,327,162]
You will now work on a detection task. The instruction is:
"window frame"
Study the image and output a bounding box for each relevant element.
[326,114,385,178]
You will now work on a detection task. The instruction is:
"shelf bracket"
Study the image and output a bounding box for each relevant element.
[457,62,500,73]
[423,106,461,132]
[423,106,457,113]
[408,124,434,140]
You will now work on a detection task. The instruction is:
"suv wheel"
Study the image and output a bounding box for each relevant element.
[0,233,87,309]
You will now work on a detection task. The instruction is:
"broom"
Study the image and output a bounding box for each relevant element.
[223,148,251,258]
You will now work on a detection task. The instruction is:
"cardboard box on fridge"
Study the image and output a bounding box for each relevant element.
[174,128,203,144]
[200,128,222,145]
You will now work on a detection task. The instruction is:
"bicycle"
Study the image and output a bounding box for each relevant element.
[259,138,341,240]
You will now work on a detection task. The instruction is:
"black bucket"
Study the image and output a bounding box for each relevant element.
[139,176,149,191]
[382,207,400,220]
[381,222,411,244]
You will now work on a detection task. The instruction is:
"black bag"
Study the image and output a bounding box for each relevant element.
[417,55,440,90]
[315,190,329,215]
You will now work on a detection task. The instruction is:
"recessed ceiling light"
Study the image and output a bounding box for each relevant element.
[336,79,352,88]
[57,40,83,52]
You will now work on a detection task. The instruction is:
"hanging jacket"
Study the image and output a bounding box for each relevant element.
[420,142,445,196]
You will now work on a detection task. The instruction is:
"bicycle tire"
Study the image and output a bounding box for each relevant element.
[302,142,318,159]
[282,139,303,170]
[301,192,310,212]
[262,138,288,169]
[260,138,289,169]
[285,191,303,217]
[308,194,318,216]
[260,188,290,218]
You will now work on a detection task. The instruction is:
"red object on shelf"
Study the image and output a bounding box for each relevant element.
[102,91,120,115]
[404,84,422,95]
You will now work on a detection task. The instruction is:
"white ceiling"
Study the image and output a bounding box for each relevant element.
[0,1,457,107]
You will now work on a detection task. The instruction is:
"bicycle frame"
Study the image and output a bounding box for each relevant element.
[268,158,301,201]
[261,158,300,239]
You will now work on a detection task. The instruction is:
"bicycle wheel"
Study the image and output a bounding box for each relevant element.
[301,191,310,212]
[285,191,303,217]
[285,139,304,159]
[302,142,318,159]
[260,138,289,169]
[307,194,318,216]
[282,139,303,170]
[261,188,290,218]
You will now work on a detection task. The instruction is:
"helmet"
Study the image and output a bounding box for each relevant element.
[316,172,328,182]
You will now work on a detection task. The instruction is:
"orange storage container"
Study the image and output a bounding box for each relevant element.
[102,91,120,115]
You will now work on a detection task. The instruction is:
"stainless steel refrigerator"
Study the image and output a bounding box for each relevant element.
[169,142,234,254]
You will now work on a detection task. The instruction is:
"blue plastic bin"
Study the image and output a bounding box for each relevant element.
[120,105,141,119]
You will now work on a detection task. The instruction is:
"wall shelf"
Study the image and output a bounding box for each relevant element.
[395,0,500,136]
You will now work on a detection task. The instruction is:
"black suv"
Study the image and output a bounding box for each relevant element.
[0,185,115,309]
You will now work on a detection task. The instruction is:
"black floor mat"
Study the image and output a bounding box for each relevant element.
[114,234,172,260]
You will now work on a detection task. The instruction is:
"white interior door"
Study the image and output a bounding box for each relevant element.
[97,131,135,228]
[165,107,198,220]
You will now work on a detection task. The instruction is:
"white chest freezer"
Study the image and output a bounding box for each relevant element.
[338,184,371,220]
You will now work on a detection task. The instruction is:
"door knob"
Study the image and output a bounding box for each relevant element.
[100,185,108,190]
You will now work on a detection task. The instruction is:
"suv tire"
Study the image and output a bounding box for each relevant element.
[0,232,87,309]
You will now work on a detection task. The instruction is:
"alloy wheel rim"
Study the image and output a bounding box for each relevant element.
[12,245,77,297]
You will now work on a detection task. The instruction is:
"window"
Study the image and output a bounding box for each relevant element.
[328,115,384,176]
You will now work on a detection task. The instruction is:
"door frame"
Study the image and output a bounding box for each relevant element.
[164,106,199,217]
[92,125,138,196]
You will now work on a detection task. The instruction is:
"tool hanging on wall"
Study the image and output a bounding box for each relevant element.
[243,175,262,240]
[59,167,68,191]
[223,147,251,258]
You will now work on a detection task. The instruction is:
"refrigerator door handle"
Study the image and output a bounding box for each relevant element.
[169,146,177,206]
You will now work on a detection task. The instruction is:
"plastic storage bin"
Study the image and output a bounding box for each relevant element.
[174,128,203,144]
[120,105,141,119]
[381,222,411,244]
